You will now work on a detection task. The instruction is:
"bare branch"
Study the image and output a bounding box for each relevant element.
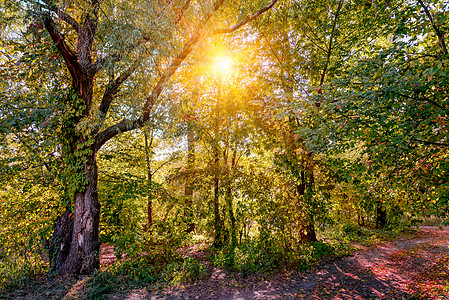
[411,138,449,147]
[319,0,344,87]
[393,91,443,109]
[255,25,308,95]
[91,54,120,75]
[174,0,192,25]
[212,0,278,35]
[294,3,328,51]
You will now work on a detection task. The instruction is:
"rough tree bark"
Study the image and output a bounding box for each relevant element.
[48,209,73,274]
[64,153,100,274]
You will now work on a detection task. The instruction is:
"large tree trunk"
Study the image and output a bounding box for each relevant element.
[48,209,73,274]
[50,152,101,275]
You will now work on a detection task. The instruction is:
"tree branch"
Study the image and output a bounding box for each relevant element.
[95,0,226,149]
[43,16,83,84]
[294,3,328,51]
[212,0,278,34]
[96,60,142,132]
[41,0,80,32]
[255,25,308,95]
[411,138,449,147]
[94,31,202,150]
[174,0,192,25]
[394,91,443,109]
[91,54,120,75]
[319,0,344,87]
[417,0,448,55]
[92,0,191,75]
[77,13,98,69]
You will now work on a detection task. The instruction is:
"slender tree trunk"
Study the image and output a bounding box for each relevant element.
[213,177,222,247]
[225,148,237,246]
[376,199,387,228]
[225,188,236,246]
[212,146,222,247]
[144,130,153,228]
[303,165,317,242]
[185,125,195,233]
[286,119,317,243]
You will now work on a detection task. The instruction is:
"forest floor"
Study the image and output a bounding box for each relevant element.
[2,226,449,299]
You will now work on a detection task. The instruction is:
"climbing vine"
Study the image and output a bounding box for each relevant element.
[57,89,92,206]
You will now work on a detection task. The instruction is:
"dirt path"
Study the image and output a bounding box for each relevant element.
[123,226,449,300]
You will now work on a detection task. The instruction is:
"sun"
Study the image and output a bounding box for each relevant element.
[214,56,233,76]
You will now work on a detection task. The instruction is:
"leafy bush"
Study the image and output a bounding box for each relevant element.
[212,237,284,274]
[212,238,339,275]
[0,184,57,292]
[85,216,207,298]
[161,257,209,283]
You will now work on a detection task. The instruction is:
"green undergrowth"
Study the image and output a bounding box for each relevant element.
[211,223,414,277]
[321,223,407,248]
[82,255,209,299]
[82,225,399,298]
[211,239,351,276]
[0,224,419,299]
[0,253,48,294]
